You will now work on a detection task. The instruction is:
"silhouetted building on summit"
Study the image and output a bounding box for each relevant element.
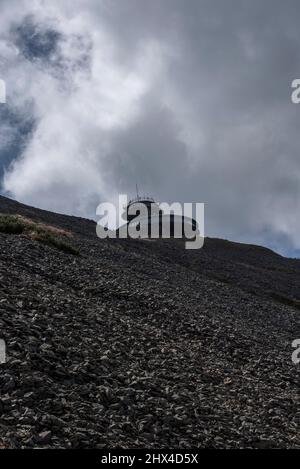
[121,194,199,239]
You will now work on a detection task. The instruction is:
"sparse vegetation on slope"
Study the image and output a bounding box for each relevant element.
[0,213,79,255]
[0,214,24,234]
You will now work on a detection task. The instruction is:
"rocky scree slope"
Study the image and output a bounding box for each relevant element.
[0,195,299,449]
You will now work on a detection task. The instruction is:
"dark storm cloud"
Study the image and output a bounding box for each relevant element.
[0,105,35,180]
[12,14,92,78]
[103,94,189,196]
[97,0,300,254]
[13,15,61,62]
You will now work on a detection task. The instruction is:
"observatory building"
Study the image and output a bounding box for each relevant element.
[121,194,199,240]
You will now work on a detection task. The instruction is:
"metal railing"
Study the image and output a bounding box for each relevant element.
[127,196,155,206]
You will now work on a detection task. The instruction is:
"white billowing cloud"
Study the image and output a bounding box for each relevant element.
[1,0,169,216]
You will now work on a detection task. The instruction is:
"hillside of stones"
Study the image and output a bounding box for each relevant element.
[0,194,299,449]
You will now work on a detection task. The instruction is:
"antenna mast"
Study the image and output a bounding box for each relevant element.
[136,183,140,201]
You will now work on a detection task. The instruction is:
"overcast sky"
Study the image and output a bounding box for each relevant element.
[0,0,300,256]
